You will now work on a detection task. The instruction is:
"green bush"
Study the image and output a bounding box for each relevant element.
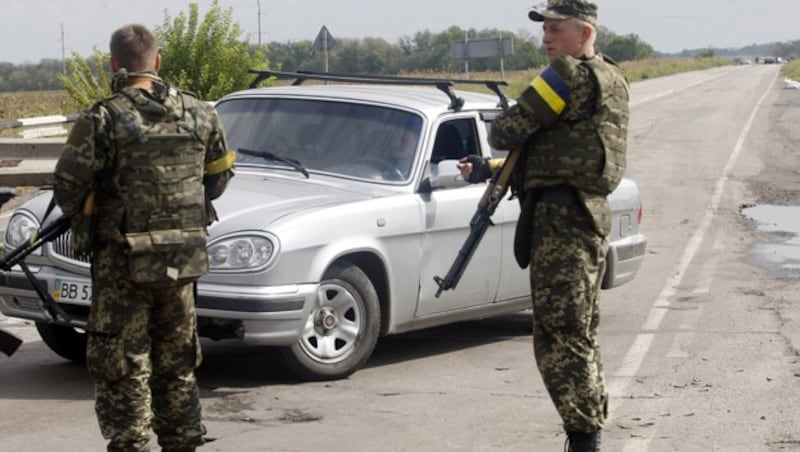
[156,0,269,100]
[57,48,111,110]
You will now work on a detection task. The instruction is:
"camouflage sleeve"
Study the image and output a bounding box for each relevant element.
[53,106,112,217]
[200,104,235,201]
[489,56,596,151]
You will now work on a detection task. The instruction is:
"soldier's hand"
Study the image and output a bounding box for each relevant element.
[458,155,492,184]
[457,157,473,180]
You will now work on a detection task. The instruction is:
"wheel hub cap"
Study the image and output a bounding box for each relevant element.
[316,307,338,333]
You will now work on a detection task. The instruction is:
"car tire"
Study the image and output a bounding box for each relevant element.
[35,322,87,363]
[281,261,381,381]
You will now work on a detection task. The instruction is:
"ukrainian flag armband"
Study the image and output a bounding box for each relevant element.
[205,150,237,175]
[518,64,572,127]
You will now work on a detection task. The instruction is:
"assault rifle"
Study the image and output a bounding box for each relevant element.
[0,188,72,356]
[433,148,522,297]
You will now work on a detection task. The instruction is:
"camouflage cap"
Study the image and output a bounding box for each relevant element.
[528,0,598,25]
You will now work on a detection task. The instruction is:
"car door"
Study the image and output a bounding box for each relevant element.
[415,116,504,316]
[478,111,531,303]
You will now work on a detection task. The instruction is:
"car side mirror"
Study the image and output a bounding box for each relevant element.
[429,159,468,190]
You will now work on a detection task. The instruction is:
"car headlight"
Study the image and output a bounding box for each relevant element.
[207,233,278,272]
[5,211,40,249]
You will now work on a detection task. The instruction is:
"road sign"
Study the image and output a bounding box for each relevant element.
[452,37,514,59]
[313,26,337,52]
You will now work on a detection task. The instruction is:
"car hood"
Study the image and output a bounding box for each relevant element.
[209,171,376,233]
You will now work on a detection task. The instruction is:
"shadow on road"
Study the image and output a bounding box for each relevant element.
[196,311,533,391]
[0,312,533,400]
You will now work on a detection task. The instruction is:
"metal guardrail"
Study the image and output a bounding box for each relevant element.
[0,114,78,139]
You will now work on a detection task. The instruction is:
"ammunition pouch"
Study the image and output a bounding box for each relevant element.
[124,228,208,288]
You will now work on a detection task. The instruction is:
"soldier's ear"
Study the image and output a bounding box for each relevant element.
[581,23,593,42]
[110,55,120,72]
[154,54,161,72]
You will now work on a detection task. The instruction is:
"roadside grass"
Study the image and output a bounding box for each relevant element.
[0,90,75,121]
[781,59,800,81]
[408,57,734,98]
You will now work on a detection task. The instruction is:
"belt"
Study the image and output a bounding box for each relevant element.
[532,186,579,206]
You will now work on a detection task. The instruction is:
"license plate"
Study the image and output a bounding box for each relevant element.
[53,278,92,303]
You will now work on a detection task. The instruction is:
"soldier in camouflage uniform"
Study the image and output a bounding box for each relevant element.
[459,1,628,451]
[53,24,235,452]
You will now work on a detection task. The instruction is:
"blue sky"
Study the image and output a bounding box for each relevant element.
[3,0,799,64]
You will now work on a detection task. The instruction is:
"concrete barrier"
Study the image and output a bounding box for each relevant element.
[0,138,64,158]
[0,138,64,187]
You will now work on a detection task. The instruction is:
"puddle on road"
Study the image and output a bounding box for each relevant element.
[741,204,800,278]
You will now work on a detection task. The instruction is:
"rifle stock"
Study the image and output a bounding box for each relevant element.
[433,148,522,297]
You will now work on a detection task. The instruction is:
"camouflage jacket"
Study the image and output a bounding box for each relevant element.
[489,53,630,236]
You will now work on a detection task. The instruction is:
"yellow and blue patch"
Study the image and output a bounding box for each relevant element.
[519,65,571,126]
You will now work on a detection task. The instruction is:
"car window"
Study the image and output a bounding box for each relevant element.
[431,118,480,163]
[216,98,423,182]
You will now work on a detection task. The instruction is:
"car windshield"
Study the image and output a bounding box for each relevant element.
[216,98,423,182]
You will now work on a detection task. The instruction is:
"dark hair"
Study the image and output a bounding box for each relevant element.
[109,24,158,72]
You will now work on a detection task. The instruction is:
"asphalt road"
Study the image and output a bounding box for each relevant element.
[1,64,799,451]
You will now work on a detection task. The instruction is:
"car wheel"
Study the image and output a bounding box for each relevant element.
[281,261,381,381]
[35,322,87,363]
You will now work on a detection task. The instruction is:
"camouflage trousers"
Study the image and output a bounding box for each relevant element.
[88,243,205,451]
[527,199,608,433]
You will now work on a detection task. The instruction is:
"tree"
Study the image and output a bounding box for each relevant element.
[156,0,269,100]
[596,27,654,62]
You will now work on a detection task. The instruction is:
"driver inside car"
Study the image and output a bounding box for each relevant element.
[384,125,418,180]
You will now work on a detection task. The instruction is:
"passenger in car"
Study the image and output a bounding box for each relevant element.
[458,1,628,451]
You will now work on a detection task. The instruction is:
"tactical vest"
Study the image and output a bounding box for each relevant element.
[103,86,210,287]
[524,55,629,195]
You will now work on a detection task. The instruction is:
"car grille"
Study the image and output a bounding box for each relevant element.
[48,230,91,265]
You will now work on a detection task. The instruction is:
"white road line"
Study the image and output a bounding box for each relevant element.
[611,70,779,448]
[629,69,735,108]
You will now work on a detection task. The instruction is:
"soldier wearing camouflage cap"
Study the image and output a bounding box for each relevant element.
[459,1,627,450]
[54,23,235,452]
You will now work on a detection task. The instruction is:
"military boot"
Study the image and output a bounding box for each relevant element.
[564,430,601,452]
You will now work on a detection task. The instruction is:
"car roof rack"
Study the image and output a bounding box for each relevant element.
[247,69,509,111]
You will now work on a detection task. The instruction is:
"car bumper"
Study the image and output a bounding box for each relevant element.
[603,233,648,289]
[0,267,317,346]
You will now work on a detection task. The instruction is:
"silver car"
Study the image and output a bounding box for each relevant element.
[0,72,647,380]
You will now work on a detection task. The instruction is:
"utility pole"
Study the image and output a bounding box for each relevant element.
[463,31,469,75]
[60,22,66,74]
[257,0,262,47]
